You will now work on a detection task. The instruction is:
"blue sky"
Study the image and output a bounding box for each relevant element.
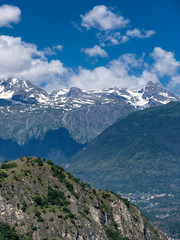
[0,0,180,93]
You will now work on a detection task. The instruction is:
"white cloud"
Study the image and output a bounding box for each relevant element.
[80,5,155,47]
[98,32,130,46]
[98,32,121,46]
[121,35,129,43]
[80,5,155,46]
[168,75,180,88]
[1,35,179,95]
[126,28,155,38]
[0,4,21,27]
[53,45,63,51]
[69,47,180,92]
[41,45,63,56]
[42,47,56,56]
[168,75,180,94]
[81,45,108,57]
[151,47,180,77]
[0,35,68,91]
[69,53,152,90]
[81,5,129,31]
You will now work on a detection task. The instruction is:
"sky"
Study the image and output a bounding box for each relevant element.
[0,0,180,94]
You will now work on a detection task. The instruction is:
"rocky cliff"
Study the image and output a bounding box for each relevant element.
[0,157,167,240]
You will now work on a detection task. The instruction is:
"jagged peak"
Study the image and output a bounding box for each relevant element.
[66,87,84,98]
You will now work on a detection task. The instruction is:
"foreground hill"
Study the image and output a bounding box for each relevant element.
[0,157,166,240]
[69,101,180,238]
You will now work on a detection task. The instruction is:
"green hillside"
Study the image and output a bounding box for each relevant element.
[69,101,180,238]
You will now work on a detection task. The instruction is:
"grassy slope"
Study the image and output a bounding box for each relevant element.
[69,101,180,193]
[69,101,180,238]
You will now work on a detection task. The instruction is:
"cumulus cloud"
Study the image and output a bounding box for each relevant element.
[69,47,180,92]
[151,47,180,77]
[0,4,21,27]
[69,53,151,90]
[1,35,179,94]
[81,5,129,31]
[81,45,108,57]
[126,28,155,38]
[79,5,155,47]
[0,35,69,91]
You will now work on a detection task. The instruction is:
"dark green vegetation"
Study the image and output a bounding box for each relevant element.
[0,222,32,240]
[69,101,180,239]
[105,227,130,240]
[0,127,83,164]
[0,157,166,240]
[0,222,20,240]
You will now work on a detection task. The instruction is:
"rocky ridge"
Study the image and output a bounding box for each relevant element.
[0,157,167,240]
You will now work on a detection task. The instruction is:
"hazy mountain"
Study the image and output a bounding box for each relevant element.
[0,128,83,163]
[69,101,180,239]
[0,157,167,240]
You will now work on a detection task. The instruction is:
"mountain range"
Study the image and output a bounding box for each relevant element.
[0,78,179,163]
[0,77,179,238]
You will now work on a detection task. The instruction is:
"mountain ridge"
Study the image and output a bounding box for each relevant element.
[0,78,179,108]
[0,157,167,240]
[69,101,180,239]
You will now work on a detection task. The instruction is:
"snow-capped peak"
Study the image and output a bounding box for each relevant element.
[0,78,179,109]
[0,78,49,104]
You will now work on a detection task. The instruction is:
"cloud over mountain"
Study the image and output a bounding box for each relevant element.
[0,4,179,94]
[0,35,68,91]
[69,48,180,92]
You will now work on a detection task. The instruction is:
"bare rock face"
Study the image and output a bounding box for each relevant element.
[0,157,167,240]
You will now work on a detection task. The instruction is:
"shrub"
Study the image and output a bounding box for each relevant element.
[22,202,27,212]
[0,172,8,178]
[102,192,110,199]
[67,213,75,219]
[0,222,19,240]
[31,226,37,231]
[34,158,44,166]
[1,162,17,169]
[34,196,43,206]
[34,209,41,217]
[37,216,44,222]
[83,208,89,215]
[62,207,70,213]
[51,166,65,182]
[105,228,129,240]
[47,160,54,165]
[65,181,74,192]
